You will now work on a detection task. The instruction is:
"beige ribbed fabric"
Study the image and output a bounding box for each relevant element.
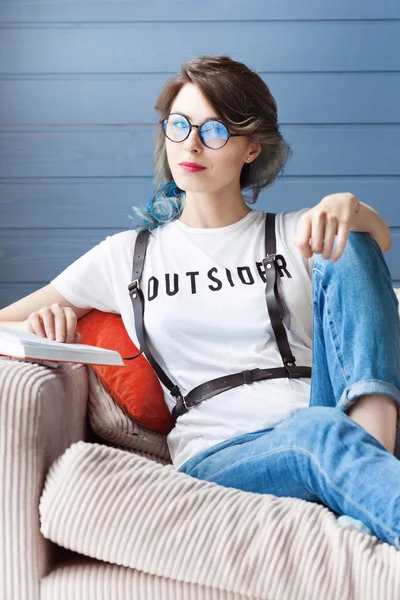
[41,556,258,600]
[0,360,89,600]
[39,440,400,600]
[87,365,172,461]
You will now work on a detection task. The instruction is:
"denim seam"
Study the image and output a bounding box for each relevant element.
[319,281,350,389]
[312,264,324,277]
[209,445,400,544]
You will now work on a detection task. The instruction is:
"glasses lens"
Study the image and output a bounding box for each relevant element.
[163,114,230,148]
[200,120,229,149]
[163,114,190,142]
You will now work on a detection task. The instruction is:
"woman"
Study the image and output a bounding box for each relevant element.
[3,55,399,548]
[131,54,400,549]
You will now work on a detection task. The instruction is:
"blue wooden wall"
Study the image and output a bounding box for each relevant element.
[1,0,400,309]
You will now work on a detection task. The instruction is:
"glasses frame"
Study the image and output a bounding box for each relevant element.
[159,112,242,149]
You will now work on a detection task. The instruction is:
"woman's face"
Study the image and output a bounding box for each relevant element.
[165,83,260,194]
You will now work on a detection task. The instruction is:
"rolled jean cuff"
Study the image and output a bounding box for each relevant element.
[336,379,400,426]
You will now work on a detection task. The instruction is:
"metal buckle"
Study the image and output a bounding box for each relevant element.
[262,254,276,272]
[284,361,301,378]
[170,385,188,410]
[128,279,139,299]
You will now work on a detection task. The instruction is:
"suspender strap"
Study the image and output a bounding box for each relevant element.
[128,231,177,392]
[128,213,312,423]
[172,365,312,415]
[264,214,298,371]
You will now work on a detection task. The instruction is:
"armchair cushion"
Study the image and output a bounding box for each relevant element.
[39,440,400,600]
[75,309,174,434]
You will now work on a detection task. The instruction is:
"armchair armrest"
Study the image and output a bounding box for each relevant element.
[0,360,89,600]
[40,440,400,600]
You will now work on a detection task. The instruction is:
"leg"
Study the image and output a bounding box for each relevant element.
[179,232,400,548]
[347,394,398,453]
[178,406,400,549]
[310,231,400,449]
[304,230,400,535]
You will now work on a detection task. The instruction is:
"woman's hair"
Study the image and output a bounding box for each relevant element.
[129,54,292,235]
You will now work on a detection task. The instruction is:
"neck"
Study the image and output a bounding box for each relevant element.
[177,188,252,229]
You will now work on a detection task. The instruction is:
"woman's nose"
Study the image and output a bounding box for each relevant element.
[183,127,203,150]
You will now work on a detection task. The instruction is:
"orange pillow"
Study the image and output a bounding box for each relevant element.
[75,310,174,435]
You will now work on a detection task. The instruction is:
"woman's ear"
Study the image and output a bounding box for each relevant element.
[247,141,261,162]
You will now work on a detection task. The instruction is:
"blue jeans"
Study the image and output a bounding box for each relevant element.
[178,232,400,550]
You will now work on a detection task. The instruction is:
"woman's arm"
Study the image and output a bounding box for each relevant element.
[295,193,392,263]
[349,200,392,253]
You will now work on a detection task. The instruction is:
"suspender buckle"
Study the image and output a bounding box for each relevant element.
[284,360,302,379]
[128,279,140,299]
[263,254,276,272]
[170,385,188,410]
[241,370,254,385]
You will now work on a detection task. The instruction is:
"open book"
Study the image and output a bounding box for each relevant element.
[0,326,126,367]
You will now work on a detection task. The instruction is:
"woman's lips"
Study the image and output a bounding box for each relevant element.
[179,163,206,172]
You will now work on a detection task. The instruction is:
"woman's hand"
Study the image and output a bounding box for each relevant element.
[294,192,392,263]
[23,304,82,343]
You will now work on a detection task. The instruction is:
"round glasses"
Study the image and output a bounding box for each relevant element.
[159,112,242,150]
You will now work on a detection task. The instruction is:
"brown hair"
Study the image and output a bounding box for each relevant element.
[130,54,292,233]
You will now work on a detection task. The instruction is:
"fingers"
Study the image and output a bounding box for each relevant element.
[330,224,349,262]
[297,211,348,262]
[294,215,313,258]
[27,304,78,343]
[320,215,338,260]
[310,212,326,255]
[56,306,77,343]
[42,304,63,340]
[310,215,348,262]
[28,311,48,338]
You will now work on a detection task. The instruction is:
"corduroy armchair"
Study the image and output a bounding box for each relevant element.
[1,319,400,600]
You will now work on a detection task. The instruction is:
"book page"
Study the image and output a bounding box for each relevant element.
[0,326,125,366]
[0,326,109,353]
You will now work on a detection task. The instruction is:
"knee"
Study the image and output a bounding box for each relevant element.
[276,407,351,451]
[312,232,392,292]
[313,231,380,272]
[291,406,347,429]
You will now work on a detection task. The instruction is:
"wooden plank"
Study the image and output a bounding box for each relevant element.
[0,22,399,74]
[1,177,400,228]
[1,125,399,178]
[0,230,120,283]
[1,73,400,125]
[1,0,399,23]
[0,282,49,311]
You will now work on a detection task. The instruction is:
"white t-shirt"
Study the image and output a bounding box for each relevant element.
[51,208,315,470]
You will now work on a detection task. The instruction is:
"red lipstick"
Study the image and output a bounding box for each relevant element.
[179,162,206,172]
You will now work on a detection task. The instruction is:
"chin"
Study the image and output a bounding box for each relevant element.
[174,181,209,193]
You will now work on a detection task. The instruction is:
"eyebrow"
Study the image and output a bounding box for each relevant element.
[171,111,220,122]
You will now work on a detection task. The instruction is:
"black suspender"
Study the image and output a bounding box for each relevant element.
[127,212,312,424]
